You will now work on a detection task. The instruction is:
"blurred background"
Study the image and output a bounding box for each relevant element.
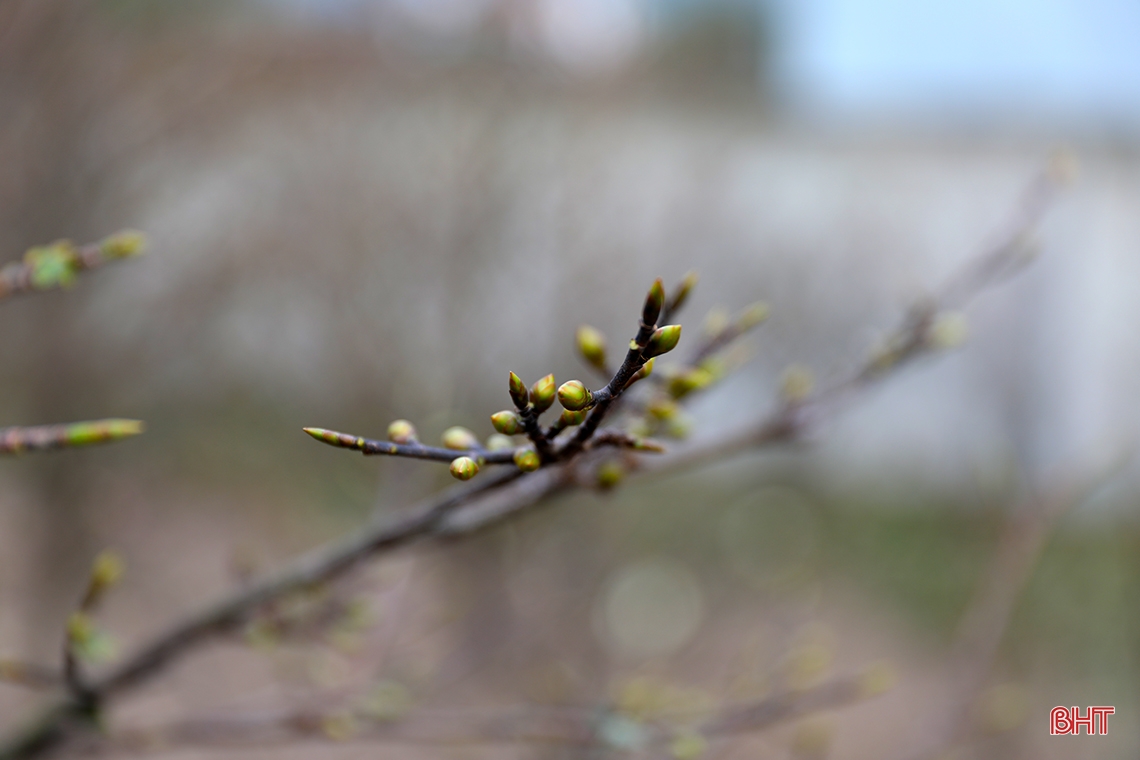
[1,1,1139,758]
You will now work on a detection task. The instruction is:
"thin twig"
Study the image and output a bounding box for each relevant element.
[73,672,876,756]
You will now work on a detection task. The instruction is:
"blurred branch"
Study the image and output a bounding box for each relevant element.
[0,661,62,691]
[906,447,1132,760]
[0,421,144,456]
[0,233,145,302]
[75,670,885,756]
[0,166,1067,760]
[649,159,1070,475]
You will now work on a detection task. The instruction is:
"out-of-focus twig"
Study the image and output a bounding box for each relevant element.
[0,232,145,302]
[649,160,1070,476]
[72,670,884,756]
[0,661,62,691]
[906,446,1132,760]
[0,421,145,456]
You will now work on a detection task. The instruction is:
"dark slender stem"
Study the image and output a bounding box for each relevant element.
[517,407,554,461]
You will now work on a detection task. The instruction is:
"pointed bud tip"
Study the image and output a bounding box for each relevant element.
[100,230,147,259]
[508,371,530,409]
[530,374,557,413]
[303,427,360,449]
[64,419,146,447]
[642,324,682,358]
[643,278,666,325]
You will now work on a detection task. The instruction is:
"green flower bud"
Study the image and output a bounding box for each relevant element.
[441,426,479,451]
[90,550,126,594]
[513,448,541,472]
[304,427,363,450]
[666,416,692,439]
[490,410,521,436]
[780,365,815,402]
[642,277,665,326]
[449,456,480,481]
[647,397,678,420]
[929,311,968,349]
[668,270,699,314]
[99,230,147,259]
[508,371,529,409]
[558,408,588,427]
[63,419,145,447]
[386,419,417,444]
[703,307,730,338]
[25,242,78,290]
[596,460,624,489]
[666,367,714,399]
[576,325,608,370]
[557,380,593,411]
[736,301,770,332]
[67,612,95,647]
[670,731,708,760]
[530,374,556,414]
[624,357,655,389]
[642,324,682,358]
[485,433,514,451]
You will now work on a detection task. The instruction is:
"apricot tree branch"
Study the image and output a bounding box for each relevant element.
[0,167,1067,760]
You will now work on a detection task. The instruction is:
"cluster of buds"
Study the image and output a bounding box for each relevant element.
[622,299,770,443]
[304,275,766,489]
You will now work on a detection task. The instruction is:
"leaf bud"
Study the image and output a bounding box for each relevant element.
[386,419,417,444]
[530,374,556,414]
[780,365,815,403]
[99,229,147,259]
[508,371,529,409]
[666,367,714,399]
[928,311,968,350]
[647,398,678,420]
[624,357,655,389]
[62,419,145,447]
[513,448,541,472]
[449,456,480,481]
[557,380,593,411]
[596,460,624,489]
[666,416,693,439]
[441,426,479,451]
[736,301,770,331]
[642,324,682,358]
[668,270,699,315]
[90,550,125,594]
[485,433,514,451]
[558,408,588,427]
[703,308,730,338]
[67,612,94,647]
[642,277,665,326]
[490,410,521,436]
[576,325,608,370]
